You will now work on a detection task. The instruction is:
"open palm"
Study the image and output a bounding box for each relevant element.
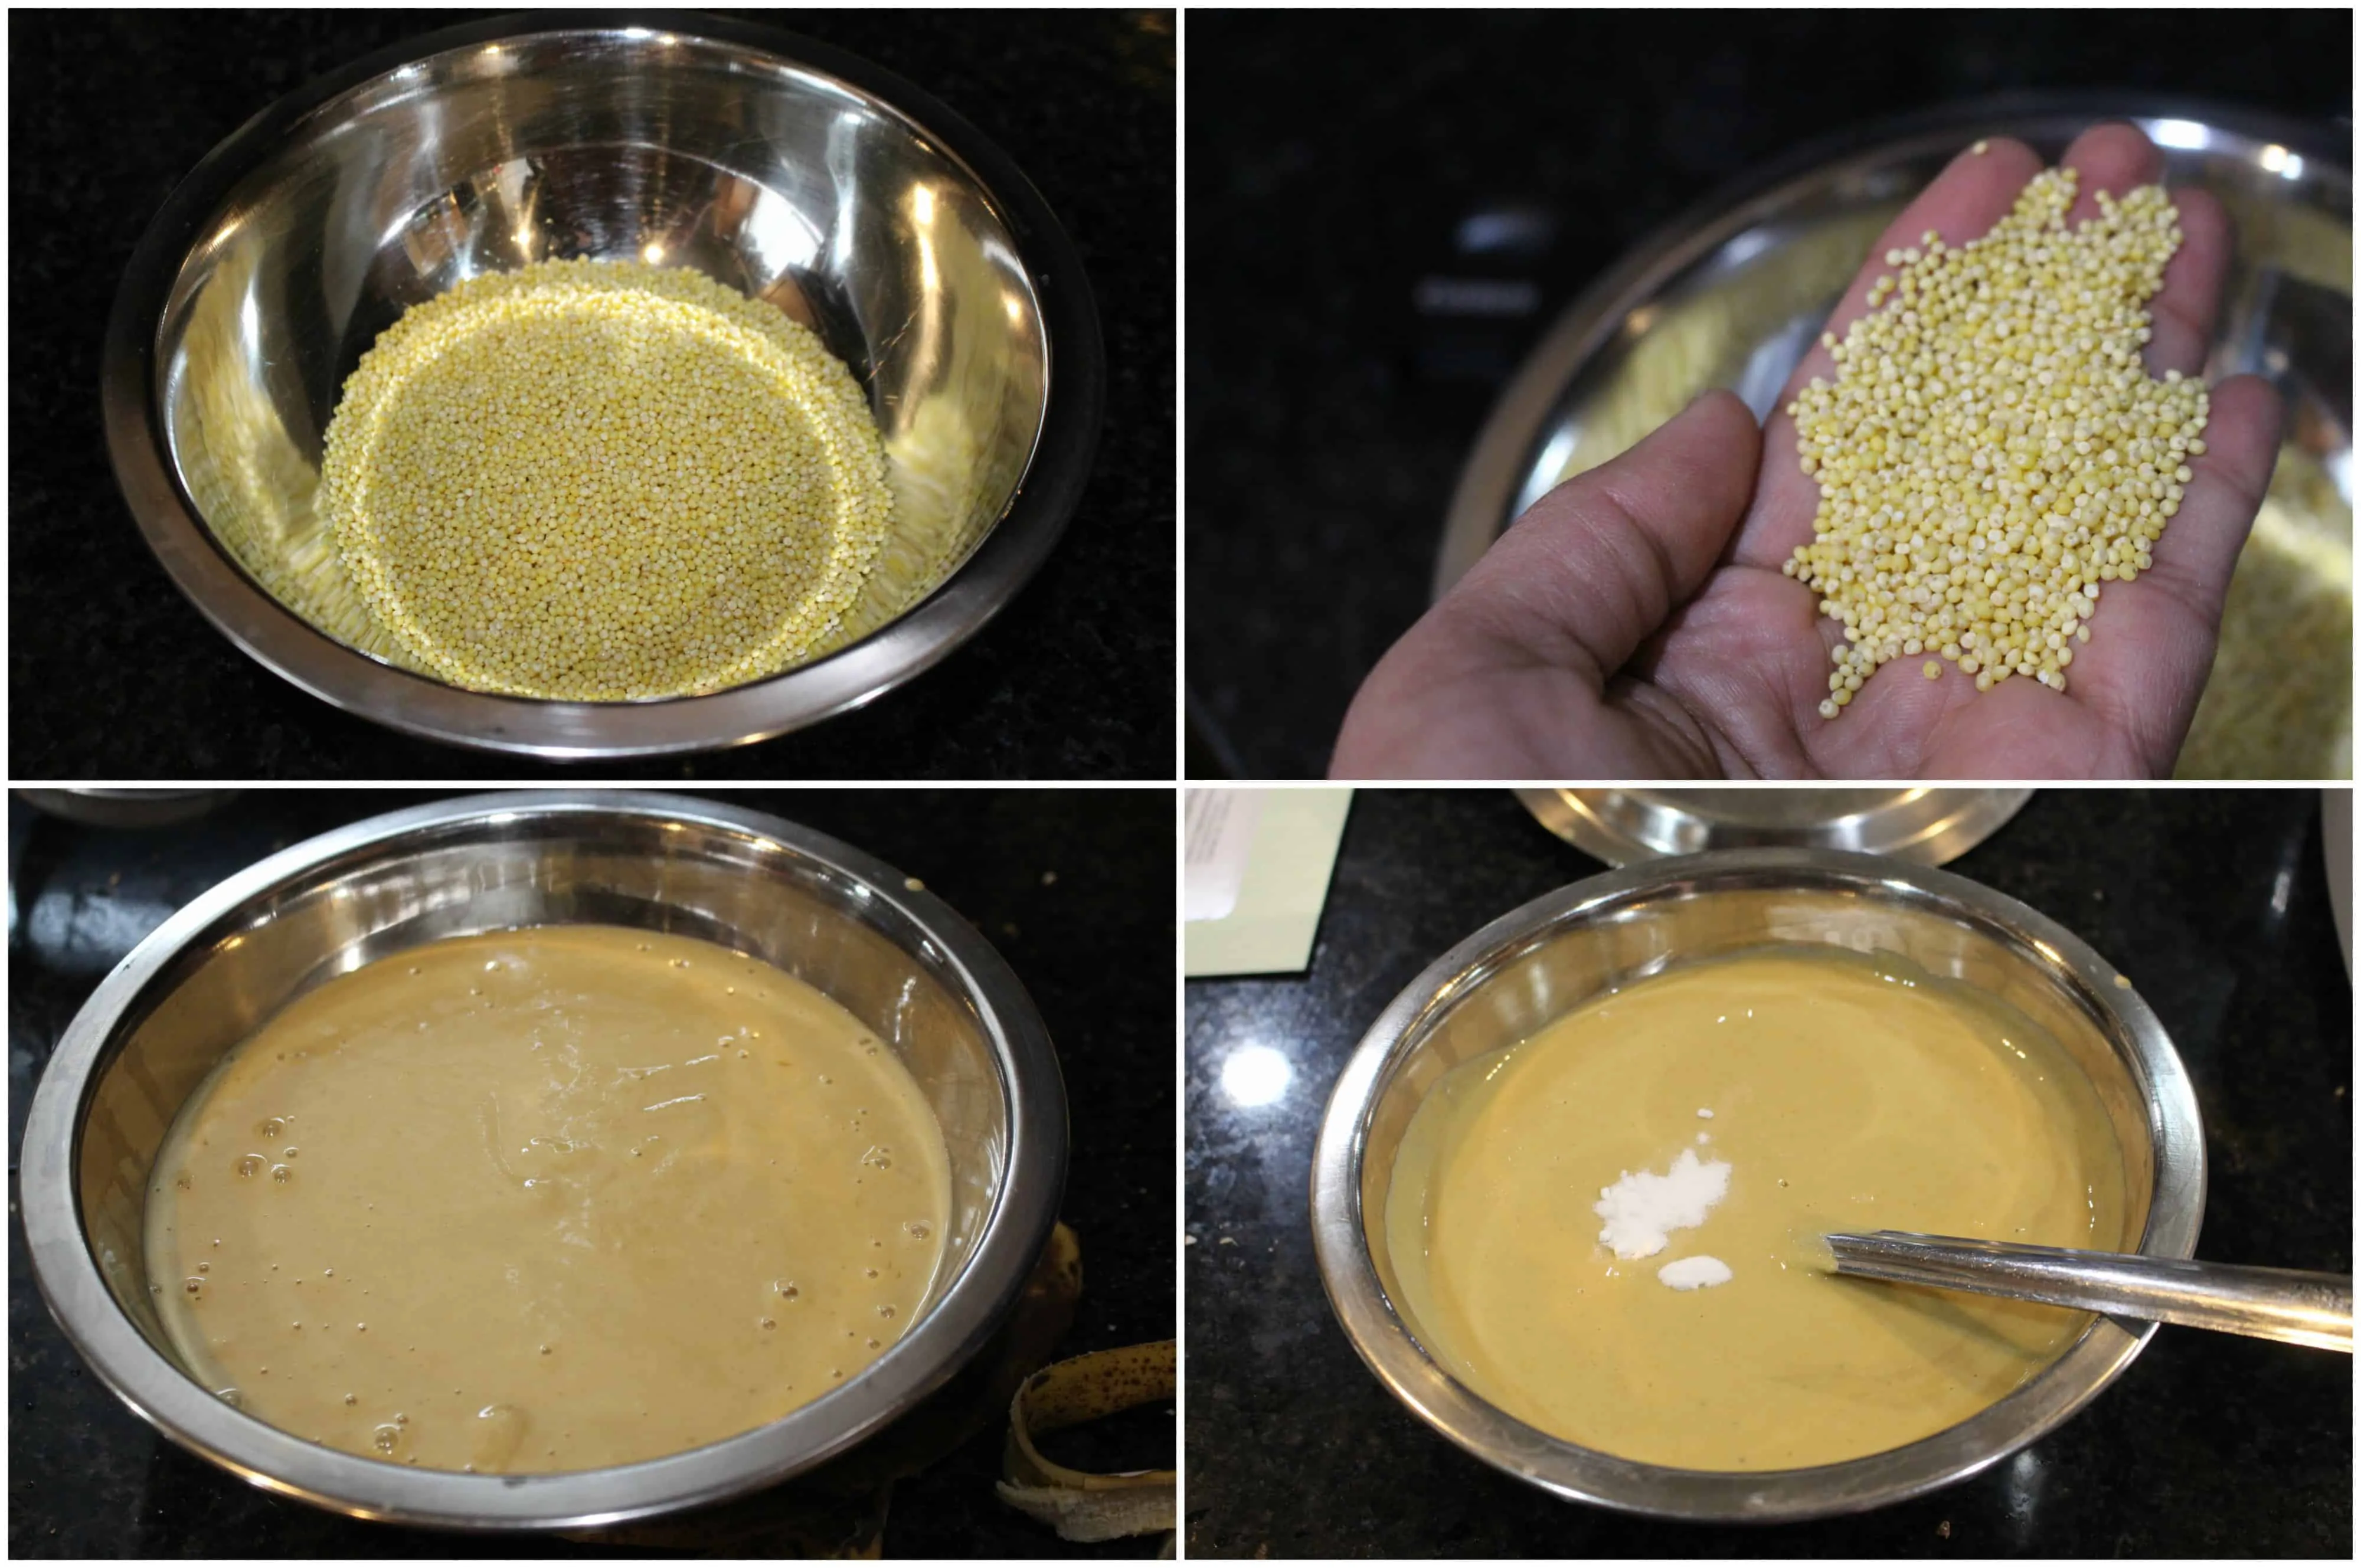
[1333,123,2281,780]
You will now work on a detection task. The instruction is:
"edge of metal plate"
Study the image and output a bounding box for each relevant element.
[1516,787,2035,867]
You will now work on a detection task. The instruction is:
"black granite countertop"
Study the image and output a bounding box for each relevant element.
[9,787,1173,1557]
[1185,788,2352,1556]
[9,9,1173,781]
[1184,12,2353,778]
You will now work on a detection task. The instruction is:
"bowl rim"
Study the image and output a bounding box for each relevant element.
[100,10,1106,759]
[1513,785,2034,868]
[18,788,1070,1530]
[1309,846,2208,1524]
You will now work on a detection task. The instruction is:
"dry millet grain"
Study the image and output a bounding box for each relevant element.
[318,258,892,700]
[1783,166,2208,713]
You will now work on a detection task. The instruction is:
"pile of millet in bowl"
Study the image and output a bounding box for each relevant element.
[1783,156,2210,719]
[315,258,892,702]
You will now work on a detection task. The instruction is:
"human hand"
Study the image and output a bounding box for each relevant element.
[1332,123,2282,780]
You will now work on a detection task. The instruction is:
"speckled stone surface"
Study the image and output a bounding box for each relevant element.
[1185,788,2352,1556]
[9,788,1173,1557]
[9,9,1173,781]
[1183,11,2353,777]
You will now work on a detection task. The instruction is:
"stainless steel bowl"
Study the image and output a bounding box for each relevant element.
[16,789,243,829]
[1310,848,2205,1523]
[1440,98,2350,780]
[1516,785,2030,865]
[18,791,1068,1528]
[103,15,1103,758]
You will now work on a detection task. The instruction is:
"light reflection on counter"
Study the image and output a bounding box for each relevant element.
[1221,1043,1293,1109]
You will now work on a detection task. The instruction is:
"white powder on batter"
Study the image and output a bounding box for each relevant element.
[1594,1147,1732,1259]
[1657,1255,1734,1291]
[1696,1108,1714,1118]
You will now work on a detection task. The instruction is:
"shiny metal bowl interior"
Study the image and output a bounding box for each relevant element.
[1310,849,2205,1523]
[1516,786,2032,866]
[1440,99,2350,780]
[18,791,1067,1530]
[104,15,1102,757]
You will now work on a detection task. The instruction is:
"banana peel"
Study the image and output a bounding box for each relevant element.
[996,1340,1177,1545]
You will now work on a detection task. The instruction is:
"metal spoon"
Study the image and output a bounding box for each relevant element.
[1821,1231,2352,1353]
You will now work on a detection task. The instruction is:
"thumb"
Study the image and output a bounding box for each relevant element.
[1431,389,1761,685]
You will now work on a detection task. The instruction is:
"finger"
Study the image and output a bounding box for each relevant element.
[1732,136,2044,571]
[1735,123,2224,577]
[2147,183,2231,377]
[1774,123,2168,413]
[1431,389,1761,686]
[2050,120,2227,377]
[1778,136,2046,412]
[2056,120,2162,225]
[2064,373,2281,768]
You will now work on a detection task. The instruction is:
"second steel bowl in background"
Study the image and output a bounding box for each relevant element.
[1515,786,2031,865]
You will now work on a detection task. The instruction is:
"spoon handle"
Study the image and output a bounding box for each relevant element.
[1823,1232,2353,1353]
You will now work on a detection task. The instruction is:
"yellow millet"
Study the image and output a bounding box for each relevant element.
[318,257,892,700]
[1783,166,2208,712]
